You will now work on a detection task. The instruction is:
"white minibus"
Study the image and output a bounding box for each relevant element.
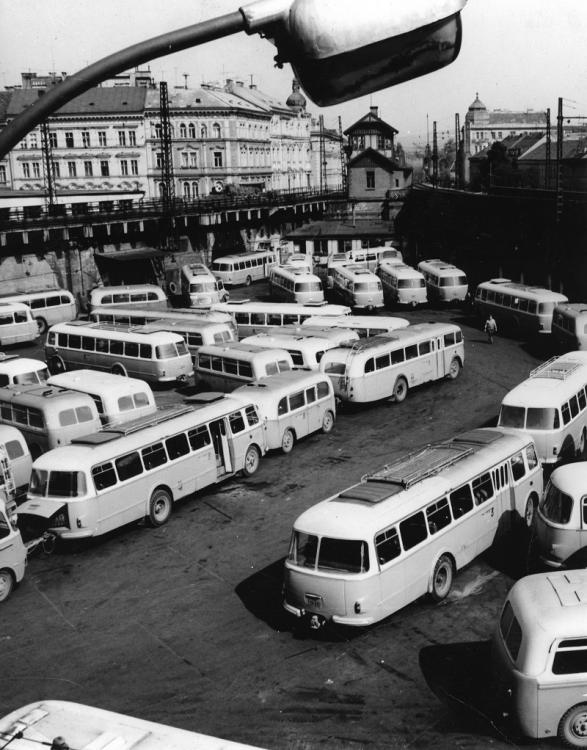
[0,425,32,502]
[195,342,294,392]
[320,322,465,403]
[232,370,336,453]
[269,265,325,304]
[0,302,39,347]
[178,262,229,308]
[283,252,313,271]
[211,249,279,286]
[90,305,234,328]
[211,301,351,338]
[474,279,568,336]
[0,355,48,386]
[491,570,587,749]
[0,701,266,749]
[241,331,352,370]
[377,262,427,307]
[533,462,587,569]
[277,324,359,347]
[0,384,101,459]
[0,289,77,334]
[45,321,193,384]
[18,399,266,539]
[301,314,409,338]
[88,284,168,311]
[330,264,385,311]
[47,370,156,426]
[417,259,468,304]
[497,352,587,464]
[283,427,542,628]
[348,246,402,270]
[551,303,587,352]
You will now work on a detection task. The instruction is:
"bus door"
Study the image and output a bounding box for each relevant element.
[209,418,233,475]
[418,339,435,382]
[471,473,499,555]
[435,336,447,376]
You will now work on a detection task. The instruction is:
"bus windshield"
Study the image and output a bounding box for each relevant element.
[398,279,426,289]
[539,482,573,524]
[289,531,370,573]
[14,368,49,384]
[295,282,322,292]
[30,469,87,497]
[499,405,526,428]
[189,282,217,293]
[499,405,559,430]
[440,276,467,287]
[355,282,381,292]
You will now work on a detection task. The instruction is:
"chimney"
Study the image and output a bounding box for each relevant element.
[370,106,379,117]
[226,78,234,92]
[235,80,244,87]
[249,83,257,90]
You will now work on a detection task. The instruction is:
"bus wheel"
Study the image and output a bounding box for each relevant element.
[321,410,335,434]
[431,555,454,602]
[111,364,127,377]
[243,445,261,476]
[245,275,252,286]
[558,703,587,748]
[48,356,65,375]
[36,317,48,335]
[524,495,537,528]
[0,569,14,602]
[148,488,172,527]
[281,428,295,454]
[392,377,408,403]
[448,357,461,380]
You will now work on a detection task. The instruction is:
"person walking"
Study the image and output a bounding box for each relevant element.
[484,314,497,344]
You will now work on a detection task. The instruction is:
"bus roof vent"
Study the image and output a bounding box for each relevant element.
[530,357,583,380]
[338,482,404,504]
[451,429,504,446]
[362,443,474,489]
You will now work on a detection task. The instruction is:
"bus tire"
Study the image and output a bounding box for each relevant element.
[245,275,252,286]
[321,410,335,434]
[242,444,261,476]
[48,356,66,375]
[558,703,587,748]
[392,376,408,403]
[447,357,461,380]
[0,569,15,602]
[36,317,48,335]
[111,363,127,377]
[281,428,295,454]
[168,282,178,295]
[524,494,538,528]
[431,555,454,602]
[148,488,172,527]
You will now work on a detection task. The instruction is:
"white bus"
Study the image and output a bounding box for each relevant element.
[348,246,403,270]
[283,253,313,270]
[90,305,234,328]
[0,289,77,334]
[0,384,101,459]
[551,303,587,351]
[0,355,48,387]
[17,398,266,540]
[211,249,279,287]
[474,278,568,335]
[0,701,266,749]
[211,301,351,338]
[0,475,26,602]
[47,370,156,426]
[178,262,229,308]
[268,265,324,304]
[301,314,409,338]
[232,370,336,453]
[283,427,542,628]
[320,322,465,403]
[241,331,354,370]
[45,321,193,384]
[0,302,39,347]
[497,352,587,464]
[0,424,32,502]
[330,264,385,311]
[195,342,294,392]
[88,284,168,311]
[377,262,427,307]
[417,259,468,304]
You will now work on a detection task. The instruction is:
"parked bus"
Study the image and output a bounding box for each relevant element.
[276,324,359,347]
[320,322,465,403]
[241,331,356,370]
[497,353,587,465]
[211,301,350,338]
[533,462,587,569]
[417,259,468,304]
[0,302,39,347]
[0,425,32,502]
[0,448,26,602]
[47,370,156,426]
[491,570,587,749]
[301,314,409,338]
[17,399,266,540]
[330,264,385,311]
[551,303,587,352]
[0,289,76,334]
[283,252,313,271]
[474,279,568,335]
[268,265,324,304]
[45,321,193,384]
[0,701,266,749]
[173,262,229,308]
[0,384,101,459]
[347,246,403,270]
[194,342,294,392]
[377,262,427,307]
[210,249,279,287]
[283,427,542,628]
[90,305,234,328]
[88,284,168,311]
[0,355,48,386]
[232,370,336,453]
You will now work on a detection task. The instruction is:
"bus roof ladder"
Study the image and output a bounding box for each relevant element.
[363,444,474,489]
[530,357,583,380]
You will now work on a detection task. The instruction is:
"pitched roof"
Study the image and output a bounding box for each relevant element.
[6,86,147,118]
[344,111,398,137]
[349,147,405,172]
[144,86,266,114]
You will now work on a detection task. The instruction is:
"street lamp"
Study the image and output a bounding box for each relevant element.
[0,0,468,160]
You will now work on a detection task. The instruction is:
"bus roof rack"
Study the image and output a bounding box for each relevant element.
[73,405,195,443]
[530,357,583,380]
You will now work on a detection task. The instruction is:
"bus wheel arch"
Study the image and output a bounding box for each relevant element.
[430,554,455,602]
[558,702,587,748]
[242,444,261,476]
[36,317,48,335]
[147,486,173,527]
[245,275,252,286]
[0,569,15,602]
[281,428,296,454]
[30,443,42,460]
[111,363,127,377]
[578,428,586,456]
[392,376,408,403]
[48,355,66,375]
[447,357,462,380]
[321,410,335,434]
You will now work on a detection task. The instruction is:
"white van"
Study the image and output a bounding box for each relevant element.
[0,424,32,501]
[194,343,294,392]
[47,370,157,426]
[0,289,77,334]
[88,284,168,311]
[0,355,48,387]
[178,262,229,308]
[232,370,336,453]
[0,302,39,346]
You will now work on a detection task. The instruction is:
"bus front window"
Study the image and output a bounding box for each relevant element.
[499,405,526,429]
[29,469,49,496]
[526,407,559,430]
[48,471,87,498]
[318,538,370,573]
[289,531,318,568]
[539,482,573,524]
[156,343,179,359]
[323,360,346,375]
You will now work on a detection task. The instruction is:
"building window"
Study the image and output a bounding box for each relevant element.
[155,152,163,169]
[213,151,223,168]
[183,181,190,198]
[52,161,60,178]
[32,162,41,178]
[128,131,136,146]
[180,123,187,138]
[118,131,126,146]
[29,134,38,149]
[154,124,162,139]
[84,161,93,176]
[49,132,57,148]
[81,131,91,148]
[188,123,196,138]
[366,170,375,189]
[100,160,109,176]
[181,152,188,168]
[498,132,503,139]
[65,132,74,148]
[213,123,221,139]
[189,152,198,168]
[0,165,6,184]
[377,135,385,150]
[68,161,76,177]
[22,163,30,178]
[120,159,128,176]
[98,131,107,147]
[191,181,199,197]
[130,159,138,175]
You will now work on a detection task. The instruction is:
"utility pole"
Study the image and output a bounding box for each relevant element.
[40,121,55,209]
[545,108,551,190]
[338,116,346,192]
[159,81,175,213]
[432,121,438,187]
[319,115,327,191]
[556,97,563,225]
[454,113,460,189]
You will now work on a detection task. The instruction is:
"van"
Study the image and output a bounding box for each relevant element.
[0,289,77,334]
[88,284,168,311]
[0,424,32,501]
[0,302,39,347]
[177,263,229,308]
[194,343,294,392]
[0,355,48,386]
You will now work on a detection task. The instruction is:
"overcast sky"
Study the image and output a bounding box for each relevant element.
[1,0,586,149]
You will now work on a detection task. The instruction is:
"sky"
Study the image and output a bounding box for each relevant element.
[1,0,586,150]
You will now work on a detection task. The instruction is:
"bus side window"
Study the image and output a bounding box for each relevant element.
[552,639,587,675]
[229,411,246,434]
[142,442,167,469]
[510,453,526,481]
[92,462,118,490]
[579,389,587,411]
[306,386,317,403]
[4,439,24,459]
[450,484,473,519]
[561,402,571,425]
[525,444,539,470]
[399,511,427,550]
[115,452,143,481]
[244,405,259,426]
[188,425,211,450]
[375,526,401,565]
[426,498,451,534]
[278,397,288,416]
[365,358,375,374]
[165,433,190,459]
[569,395,580,419]
[583,498,587,527]
[473,472,494,505]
